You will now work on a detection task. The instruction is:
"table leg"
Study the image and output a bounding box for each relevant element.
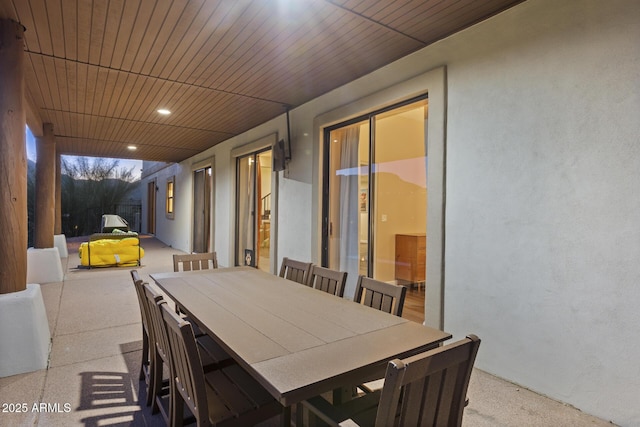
[332,386,357,405]
[281,405,291,427]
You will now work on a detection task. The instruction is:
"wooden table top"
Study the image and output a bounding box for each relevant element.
[151,266,451,406]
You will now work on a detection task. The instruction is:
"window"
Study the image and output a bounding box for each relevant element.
[166,176,175,219]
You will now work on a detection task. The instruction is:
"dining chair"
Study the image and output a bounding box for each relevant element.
[301,334,481,427]
[168,256,234,365]
[354,275,407,317]
[172,252,218,320]
[307,265,348,297]
[351,276,408,395]
[142,283,174,421]
[279,257,313,285]
[130,270,153,406]
[160,303,283,426]
[142,283,231,423]
[173,252,218,272]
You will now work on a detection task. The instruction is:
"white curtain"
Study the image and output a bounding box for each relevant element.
[238,157,254,265]
[339,127,360,299]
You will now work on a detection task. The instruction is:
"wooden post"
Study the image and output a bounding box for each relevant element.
[34,123,56,248]
[0,19,27,294]
[55,151,62,234]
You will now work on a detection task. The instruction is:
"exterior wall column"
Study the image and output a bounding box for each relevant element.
[0,19,27,294]
[34,123,56,249]
[55,151,62,234]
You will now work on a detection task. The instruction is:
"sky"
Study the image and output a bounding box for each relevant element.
[26,126,143,180]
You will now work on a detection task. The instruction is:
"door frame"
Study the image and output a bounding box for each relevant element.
[321,94,428,274]
[191,157,214,253]
[231,134,278,273]
[147,179,156,235]
[312,66,447,329]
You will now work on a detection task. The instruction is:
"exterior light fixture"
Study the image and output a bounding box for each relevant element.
[157,109,171,115]
[127,145,137,150]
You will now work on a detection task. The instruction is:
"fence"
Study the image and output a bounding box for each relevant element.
[62,201,142,236]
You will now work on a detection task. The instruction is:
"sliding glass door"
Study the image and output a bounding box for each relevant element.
[236,149,272,272]
[323,97,428,298]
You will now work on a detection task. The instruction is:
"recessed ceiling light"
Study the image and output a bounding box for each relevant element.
[127,145,137,150]
[157,109,171,115]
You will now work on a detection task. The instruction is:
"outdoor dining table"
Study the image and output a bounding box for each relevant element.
[150,266,451,423]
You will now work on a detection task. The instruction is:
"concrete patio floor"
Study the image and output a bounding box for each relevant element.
[0,236,616,426]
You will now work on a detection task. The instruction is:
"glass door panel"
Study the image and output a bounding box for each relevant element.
[327,120,370,295]
[256,151,272,272]
[372,101,428,285]
[236,149,272,272]
[324,97,428,303]
[236,154,256,266]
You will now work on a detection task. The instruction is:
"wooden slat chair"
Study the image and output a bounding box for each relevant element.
[142,283,173,420]
[352,275,408,394]
[160,303,283,426]
[173,252,218,272]
[301,335,481,427]
[172,252,218,321]
[278,257,313,285]
[142,283,232,423]
[307,265,348,297]
[130,270,153,406]
[354,275,407,317]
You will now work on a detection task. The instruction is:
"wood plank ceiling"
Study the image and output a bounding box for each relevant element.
[0,0,524,163]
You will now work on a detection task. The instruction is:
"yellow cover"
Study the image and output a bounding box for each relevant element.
[79,237,144,267]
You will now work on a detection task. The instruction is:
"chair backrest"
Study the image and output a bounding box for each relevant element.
[160,303,208,424]
[173,252,218,272]
[143,283,171,365]
[130,270,149,331]
[307,265,347,297]
[354,275,407,317]
[278,257,313,285]
[375,335,481,427]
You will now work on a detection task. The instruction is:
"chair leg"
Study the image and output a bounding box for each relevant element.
[171,384,184,427]
[140,327,148,381]
[145,350,156,408]
[149,351,163,412]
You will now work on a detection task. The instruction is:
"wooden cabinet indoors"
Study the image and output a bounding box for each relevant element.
[395,233,426,285]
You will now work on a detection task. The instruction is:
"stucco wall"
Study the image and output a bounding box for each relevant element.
[140,0,640,424]
[141,162,191,251]
[443,1,640,425]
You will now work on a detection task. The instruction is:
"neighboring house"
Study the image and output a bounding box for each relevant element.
[140,0,640,425]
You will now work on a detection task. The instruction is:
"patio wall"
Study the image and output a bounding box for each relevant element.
[141,0,640,425]
[442,1,639,426]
